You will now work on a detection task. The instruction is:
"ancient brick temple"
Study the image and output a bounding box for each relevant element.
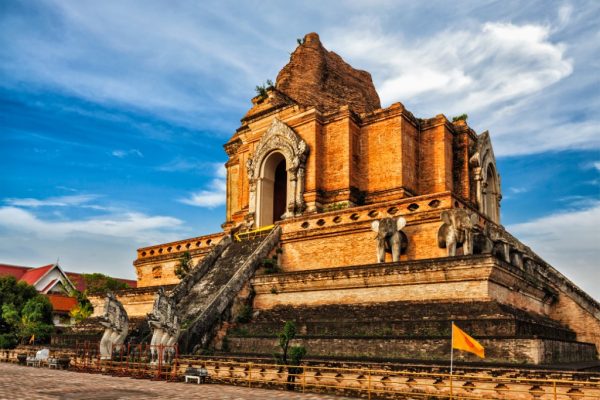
[95,33,599,365]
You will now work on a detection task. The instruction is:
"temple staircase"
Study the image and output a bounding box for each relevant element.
[173,225,281,353]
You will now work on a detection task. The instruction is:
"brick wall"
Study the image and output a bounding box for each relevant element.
[227,336,597,365]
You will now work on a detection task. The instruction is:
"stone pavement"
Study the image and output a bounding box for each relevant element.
[0,363,358,399]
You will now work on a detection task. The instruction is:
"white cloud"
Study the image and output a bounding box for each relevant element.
[509,201,600,301]
[557,3,574,29]
[329,22,572,113]
[0,206,188,278]
[179,164,227,208]
[325,9,600,157]
[0,206,183,242]
[0,1,281,130]
[509,187,529,194]
[157,158,224,174]
[111,149,143,158]
[4,194,98,208]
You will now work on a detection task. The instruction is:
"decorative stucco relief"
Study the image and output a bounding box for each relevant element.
[245,118,309,227]
[469,131,502,223]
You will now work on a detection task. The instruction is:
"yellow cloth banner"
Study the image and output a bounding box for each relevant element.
[452,323,485,358]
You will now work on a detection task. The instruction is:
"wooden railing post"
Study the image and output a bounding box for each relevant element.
[302,366,306,393]
[157,344,162,380]
[248,362,252,388]
[553,381,557,400]
[368,370,372,400]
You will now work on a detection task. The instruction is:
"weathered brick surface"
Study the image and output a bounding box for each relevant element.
[123,33,600,365]
[240,301,574,336]
[227,336,597,365]
[135,232,224,288]
[274,32,380,115]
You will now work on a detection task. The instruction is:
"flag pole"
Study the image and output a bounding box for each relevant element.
[450,321,454,399]
[450,320,454,374]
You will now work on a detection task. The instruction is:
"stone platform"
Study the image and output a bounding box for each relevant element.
[222,254,599,365]
[228,300,597,365]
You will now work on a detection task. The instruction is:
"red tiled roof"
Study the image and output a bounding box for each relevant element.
[46,294,78,313]
[1,262,137,291]
[20,264,54,286]
[0,264,30,279]
[65,273,86,292]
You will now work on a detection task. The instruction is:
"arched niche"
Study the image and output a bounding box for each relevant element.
[469,131,502,223]
[256,151,288,226]
[483,162,500,223]
[246,118,309,227]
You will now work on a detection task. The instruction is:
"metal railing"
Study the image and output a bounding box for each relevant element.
[234,225,274,242]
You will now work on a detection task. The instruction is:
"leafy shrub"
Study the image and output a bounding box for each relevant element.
[0,333,17,349]
[175,251,193,279]
[255,79,274,100]
[83,273,129,295]
[452,113,468,122]
[236,305,253,323]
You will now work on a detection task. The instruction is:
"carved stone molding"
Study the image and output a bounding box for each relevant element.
[246,118,309,226]
[469,131,501,223]
[224,138,242,156]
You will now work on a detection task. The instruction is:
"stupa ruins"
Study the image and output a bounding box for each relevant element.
[90,32,600,366]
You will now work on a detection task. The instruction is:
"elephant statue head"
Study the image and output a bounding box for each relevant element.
[437,209,478,256]
[371,217,408,263]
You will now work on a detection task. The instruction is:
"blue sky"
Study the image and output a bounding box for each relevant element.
[0,1,598,299]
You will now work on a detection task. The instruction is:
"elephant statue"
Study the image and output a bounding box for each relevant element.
[437,209,478,256]
[371,217,408,263]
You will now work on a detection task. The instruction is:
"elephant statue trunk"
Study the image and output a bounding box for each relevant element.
[371,217,408,263]
[437,209,478,257]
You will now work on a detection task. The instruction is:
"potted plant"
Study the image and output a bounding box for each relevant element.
[57,356,71,369]
[16,353,27,365]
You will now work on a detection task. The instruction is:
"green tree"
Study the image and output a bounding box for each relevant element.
[174,251,193,279]
[0,279,53,347]
[83,273,129,295]
[0,276,49,348]
[69,301,93,323]
[18,296,54,341]
[276,321,307,390]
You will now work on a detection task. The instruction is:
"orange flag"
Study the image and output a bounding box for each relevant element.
[452,323,485,358]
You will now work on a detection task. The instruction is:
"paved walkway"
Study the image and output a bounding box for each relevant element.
[0,363,357,399]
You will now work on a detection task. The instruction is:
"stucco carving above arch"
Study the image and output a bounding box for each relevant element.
[245,118,309,227]
[469,131,502,223]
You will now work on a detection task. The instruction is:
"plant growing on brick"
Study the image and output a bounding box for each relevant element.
[236,304,253,323]
[262,257,280,274]
[175,251,193,279]
[255,79,274,100]
[452,113,468,122]
[276,321,307,390]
